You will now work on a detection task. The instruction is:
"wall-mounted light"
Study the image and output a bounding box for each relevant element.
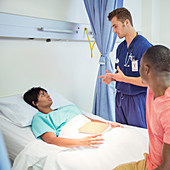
[37,27,74,34]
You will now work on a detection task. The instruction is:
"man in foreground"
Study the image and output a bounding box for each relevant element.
[114,45,170,169]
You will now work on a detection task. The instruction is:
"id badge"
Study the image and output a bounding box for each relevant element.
[132,60,138,71]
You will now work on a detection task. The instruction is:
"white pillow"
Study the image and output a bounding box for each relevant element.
[0,88,73,127]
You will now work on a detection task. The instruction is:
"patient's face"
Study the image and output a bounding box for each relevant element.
[36,90,53,108]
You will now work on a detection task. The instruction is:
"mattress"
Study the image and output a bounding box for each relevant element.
[0,115,35,161]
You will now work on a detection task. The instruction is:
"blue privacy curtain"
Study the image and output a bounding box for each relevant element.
[84,0,123,121]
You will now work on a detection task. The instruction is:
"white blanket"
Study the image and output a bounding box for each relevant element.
[12,115,149,170]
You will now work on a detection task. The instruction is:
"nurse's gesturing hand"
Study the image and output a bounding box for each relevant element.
[99,66,126,84]
[107,66,127,82]
[98,70,115,85]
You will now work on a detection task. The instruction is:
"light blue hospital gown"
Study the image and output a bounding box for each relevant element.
[32,105,83,139]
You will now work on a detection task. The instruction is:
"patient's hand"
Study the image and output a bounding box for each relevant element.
[107,122,124,128]
[81,134,104,148]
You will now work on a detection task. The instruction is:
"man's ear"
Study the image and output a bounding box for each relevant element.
[144,63,150,75]
[125,19,129,26]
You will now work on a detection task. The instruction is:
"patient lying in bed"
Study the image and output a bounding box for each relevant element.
[23,87,122,148]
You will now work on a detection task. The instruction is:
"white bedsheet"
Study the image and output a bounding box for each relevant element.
[0,111,104,161]
[12,115,149,170]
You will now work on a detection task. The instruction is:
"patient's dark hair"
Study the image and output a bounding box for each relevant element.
[23,87,47,109]
[108,7,133,27]
[142,45,170,73]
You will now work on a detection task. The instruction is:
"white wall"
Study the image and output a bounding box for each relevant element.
[0,0,100,112]
[124,0,170,47]
[0,0,169,113]
[141,0,170,47]
[123,0,142,32]
[159,0,170,47]
[0,0,89,23]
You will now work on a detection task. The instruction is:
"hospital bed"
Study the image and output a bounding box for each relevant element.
[0,88,149,170]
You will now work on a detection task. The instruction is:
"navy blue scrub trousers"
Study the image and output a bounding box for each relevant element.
[115,91,147,128]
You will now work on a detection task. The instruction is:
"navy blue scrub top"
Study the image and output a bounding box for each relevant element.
[115,35,152,95]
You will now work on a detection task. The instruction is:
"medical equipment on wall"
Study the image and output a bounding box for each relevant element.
[84,27,96,58]
[0,12,94,42]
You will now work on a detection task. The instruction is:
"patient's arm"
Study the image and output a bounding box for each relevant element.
[83,115,123,128]
[155,142,170,170]
[41,132,104,148]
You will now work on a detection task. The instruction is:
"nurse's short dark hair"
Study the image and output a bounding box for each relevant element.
[143,45,170,72]
[108,7,133,27]
[23,87,47,109]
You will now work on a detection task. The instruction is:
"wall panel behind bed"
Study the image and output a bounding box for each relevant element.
[0,0,100,113]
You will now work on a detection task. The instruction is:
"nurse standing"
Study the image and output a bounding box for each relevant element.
[99,8,152,128]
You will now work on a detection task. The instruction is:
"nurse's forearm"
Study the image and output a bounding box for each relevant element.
[107,67,148,87]
[123,76,148,87]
